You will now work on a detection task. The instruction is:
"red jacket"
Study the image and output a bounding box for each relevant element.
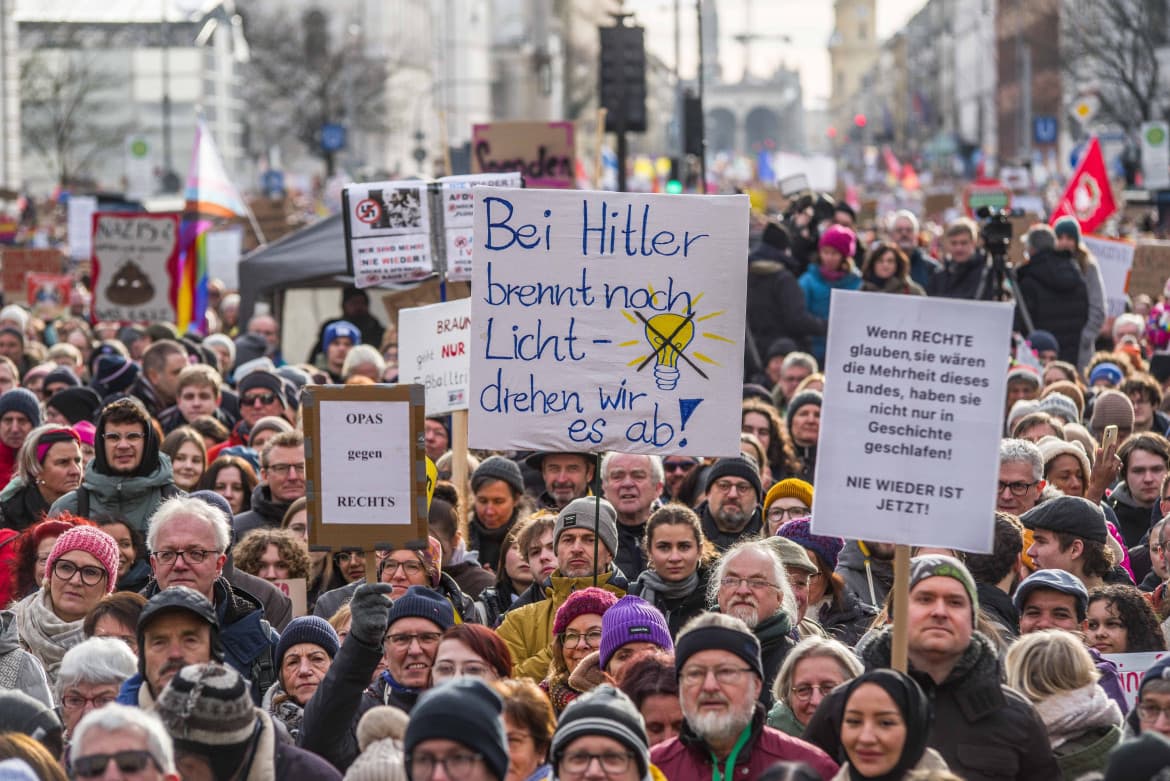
[651,706,839,780]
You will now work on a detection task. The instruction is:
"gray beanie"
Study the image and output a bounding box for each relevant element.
[471,455,524,495]
[554,497,619,556]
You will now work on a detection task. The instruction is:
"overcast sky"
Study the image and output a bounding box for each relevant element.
[627,0,928,109]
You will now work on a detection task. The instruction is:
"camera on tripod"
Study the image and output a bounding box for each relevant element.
[974,206,1016,257]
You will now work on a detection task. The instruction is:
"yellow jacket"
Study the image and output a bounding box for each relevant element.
[497,569,628,680]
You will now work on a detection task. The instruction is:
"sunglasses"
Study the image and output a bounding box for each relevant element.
[72,749,159,778]
[242,392,278,406]
[663,461,696,472]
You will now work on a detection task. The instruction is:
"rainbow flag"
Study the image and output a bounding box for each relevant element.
[176,119,247,334]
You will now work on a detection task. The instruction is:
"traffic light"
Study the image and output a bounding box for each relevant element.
[666,158,682,193]
[599,24,647,133]
[683,91,703,156]
[854,113,867,128]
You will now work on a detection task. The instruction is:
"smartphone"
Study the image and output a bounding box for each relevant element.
[1102,425,1118,452]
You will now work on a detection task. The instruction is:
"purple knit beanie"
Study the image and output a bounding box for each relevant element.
[776,518,845,572]
[599,595,673,670]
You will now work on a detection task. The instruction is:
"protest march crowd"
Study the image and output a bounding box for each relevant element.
[3,199,1170,781]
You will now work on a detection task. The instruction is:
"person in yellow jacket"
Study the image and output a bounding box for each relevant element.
[497,497,629,680]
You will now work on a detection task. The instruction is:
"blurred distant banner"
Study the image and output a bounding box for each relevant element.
[471,121,575,189]
[1082,235,1134,317]
[342,173,521,288]
[178,119,248,334]
[1049,136,1117,234]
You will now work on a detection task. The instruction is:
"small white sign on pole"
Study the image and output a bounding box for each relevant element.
[813,291,1014,553]
[1104,651,1168,709]
[1083,235,1135,318]
[1142,121,1170,190]
[317,399,415,525]
[67,195,97,261]
[398,298,472,415]
[469,187,748,456]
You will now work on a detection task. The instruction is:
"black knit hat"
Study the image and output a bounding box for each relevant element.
[675,622,764,681]
[551,685,650,779]
[1104,731,1170,780]
[386,585,455,631]
[405,679,509,781]
[1019,495,1108,544]
[786,389,823,421]
[471,455,525,495]
[43,366,80,390]
[156,662,257,747]
[0,388,41,428]
[705,456,762,501]
[237,369,284,399]
[91,353,139,396]
[45,386,102,425]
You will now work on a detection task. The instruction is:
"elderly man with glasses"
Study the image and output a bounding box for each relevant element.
[71,704,181,781]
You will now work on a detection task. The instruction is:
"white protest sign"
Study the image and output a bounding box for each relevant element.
[398,298,471,414]
[205,227,243,290]
[91,212,180,324]
[813,291,1014,553]
[316,399,415,525]
[469,187,748,456]
[67,195,97,260]
[1083,235,1135,318]
[439,172,522,282]
[1104,651,1168,709]
[343,181,433,287]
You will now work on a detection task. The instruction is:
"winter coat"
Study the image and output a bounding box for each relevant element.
[976,582,1019,638]
[697,501,763,553]
[862,274,926,296]
[468,513,516,574]
[907,247,941,290]
[835,541,894,609]
[614,520,648,581]
[814,587,879,647]
[125,375,165,419]
[1079,254,1108,369]
[444,559,495,600]
[1106,482,1155,548]
[157,404,236,436]
[628,566,712,638]
[746,256,825,358]
[496,568,629,680]
[0,477,49,533]
[50,454,182,534]
[799,264,863,363]
[1054,725,1122,780]
[0,443,15,491]
[755,610,797,707]
[766,699,806,737]
[0,610,52,707]
[233,485,293,541]
[854,629,1061,781]
[651,703,839,781]
[227,563,294,632]
[312,572,480,626]
[1015,248,1089,365]
[830,749,950,780]
[117,559,152,594]
[476,581,520,629]
[926,252,998,301]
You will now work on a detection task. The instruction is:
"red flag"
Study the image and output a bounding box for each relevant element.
[1049,137,1117,234]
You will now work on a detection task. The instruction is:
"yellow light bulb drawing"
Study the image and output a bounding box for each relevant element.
[645,313,695,390]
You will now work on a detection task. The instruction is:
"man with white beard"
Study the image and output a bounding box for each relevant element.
[650,613,838,779]
[710,539,798,708]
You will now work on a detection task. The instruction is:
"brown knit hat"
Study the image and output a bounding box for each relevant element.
[1089,390,1134,433]
[1041,380,1085,419]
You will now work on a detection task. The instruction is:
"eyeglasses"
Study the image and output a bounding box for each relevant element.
[101,431,144,443]
[560,629,603,649]
[560,751,635,775]
[61,692,117,711]
[152,548,219,566]
[385,631,442,649]
[663,460,697,472]
[766,505,811,522]
[997,480,1038,496]
[679,665,756,686]
[432,661,494,678]
[1138,703,1170,722]
[52,559,107,586]
[719,576,778,591]
[407,752,483,780]
[382,559,425,576]
[72,750,160,778]
[242,392,278,406]
[266,462,306,476]
[790,682,841,701]
[711,479,754,494]
[335,551,366,563]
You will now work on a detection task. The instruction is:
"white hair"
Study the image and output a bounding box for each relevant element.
[600,452,664,486]
[999,437,1045,482]
[708,539,797,619]
[146,496,232,554]
[72,704,177,774]
[56,637,137,699]
[892,209,919,234]
[1113,313,1145,342]
[341,344,387,380]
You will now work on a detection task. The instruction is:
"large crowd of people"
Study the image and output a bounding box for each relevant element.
[0,208,1167,780]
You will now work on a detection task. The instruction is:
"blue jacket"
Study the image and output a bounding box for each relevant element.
[799,264,862,362]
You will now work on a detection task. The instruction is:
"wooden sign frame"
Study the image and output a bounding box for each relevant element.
[302,383,429,554]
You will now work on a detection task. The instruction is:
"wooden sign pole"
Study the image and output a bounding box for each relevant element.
[451,409,470,541]
[594,108,608,188]
[891,544,911,673]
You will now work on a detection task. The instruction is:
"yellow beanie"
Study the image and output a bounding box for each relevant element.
[763,478,813,513]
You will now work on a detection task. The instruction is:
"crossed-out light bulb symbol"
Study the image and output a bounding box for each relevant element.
[645,313,695,390]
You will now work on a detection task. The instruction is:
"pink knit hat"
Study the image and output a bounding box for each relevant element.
[818,224,857,258]
[553,587,618,635]
[45,526,120,593]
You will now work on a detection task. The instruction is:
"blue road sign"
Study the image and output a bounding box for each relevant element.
[1034,116,1058,145]
[321,123,347,153]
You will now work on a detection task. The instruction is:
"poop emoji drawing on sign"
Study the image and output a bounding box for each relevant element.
[105,261,154,306]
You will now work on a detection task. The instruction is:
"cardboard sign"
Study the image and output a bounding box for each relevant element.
[273,577,308,618]
[813,291,1014,553]
[342,181,434,286]
[302,384,429,551]
[471,121,576,189]
[398,298,471,415]
[469,187,748,456]
[1083,235,1135,317]
[90,212,179,324]
[1,248,64,297]
[1126,241,1170,300]
[25,273,73,319]
[1103,651,1168,709]
[67,195,97,261]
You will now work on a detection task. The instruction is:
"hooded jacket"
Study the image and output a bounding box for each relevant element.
[0,476,50,533]
[1015,248,1089,365]
[233,484,294,540]
[754,610,796,708]
[496,567,629,680]
[1106,482,1156,548]
[49,441,181,533]
[835,541,894,609]
[651,703,838,780]
[0,609,52,707]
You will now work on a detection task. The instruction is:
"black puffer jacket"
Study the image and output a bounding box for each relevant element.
[746,255,825,358]
[926,252,998,300]
[1015,248,1089,365]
